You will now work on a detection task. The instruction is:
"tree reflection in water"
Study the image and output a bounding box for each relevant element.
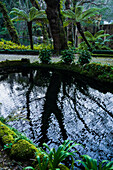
[0,68,112,161]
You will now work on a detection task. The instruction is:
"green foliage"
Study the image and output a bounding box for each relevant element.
[61,49,75,64]
[62,6,99,26]
[23,166,35,170]
[82,63,113,82]
[10,7,47,23]
[77,41,89,51]
[0,39,53,50]
[0,116,6,124]
[4,143,12,150]
[0,1,20,44]
[39,49,51,64]
[0,39,28,50]
[93,50,113,54]
[36,155,49,170]
[78,30,111,50]
[10,6,47,49]
[36,140,81,170]
[77,155,113,170]
[78,50,92,65]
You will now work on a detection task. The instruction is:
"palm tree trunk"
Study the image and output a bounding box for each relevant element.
[76,22,92,51]
[27,21,33,50]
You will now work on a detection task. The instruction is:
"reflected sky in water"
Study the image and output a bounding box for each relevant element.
[0,68,113,162]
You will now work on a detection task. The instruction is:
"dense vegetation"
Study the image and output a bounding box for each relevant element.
[0,0,113,52]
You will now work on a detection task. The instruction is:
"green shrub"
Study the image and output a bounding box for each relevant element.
[77,155,113,170]
[0,39,53,50]
[35,140,81,170]
[78,50,92,65]
[61,49,75,64]
[92,50,113,54]
[39,49,51,64]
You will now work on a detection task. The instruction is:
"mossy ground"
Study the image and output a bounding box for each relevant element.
[0,120,70,169]
[0,121,44,169]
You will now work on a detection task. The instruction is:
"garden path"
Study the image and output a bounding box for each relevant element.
[0,54,113,65]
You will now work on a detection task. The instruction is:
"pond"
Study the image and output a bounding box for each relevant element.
[0,68,113,163]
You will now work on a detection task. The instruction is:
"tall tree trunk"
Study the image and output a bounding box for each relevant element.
[44,0,67,52]
[0,2,20,44]
[27,21,33,50]
[73,0,78,47]
[65,0,73,45]
[76,22,92,51]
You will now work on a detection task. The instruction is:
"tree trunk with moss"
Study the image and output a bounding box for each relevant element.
[44,0,67,52]
[65,0,73,45]
[76,22,92,51]
[0,2,20,44]
[27,21,33,50]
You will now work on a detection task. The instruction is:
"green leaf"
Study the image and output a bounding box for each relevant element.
[82,7,100,20]
[43,143,51,151]
[62,10,76,19]
[84,31,94,41]
[94,30,105,38]
[75,6,84,20]
[23,166,35,170]
[63,20,74,27]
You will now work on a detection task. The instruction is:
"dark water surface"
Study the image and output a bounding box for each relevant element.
[0,68,113,162]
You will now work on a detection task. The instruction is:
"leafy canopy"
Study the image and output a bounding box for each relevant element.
[62,5,100,27]
[10,7,47,22]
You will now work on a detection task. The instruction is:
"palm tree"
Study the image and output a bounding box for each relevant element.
[10,6,47,49]
[62,5,99,51]
[79,30,110,49]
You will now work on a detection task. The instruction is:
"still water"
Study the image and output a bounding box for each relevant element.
[0,68,113,162]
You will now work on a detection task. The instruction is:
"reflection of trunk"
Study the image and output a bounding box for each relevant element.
[82,90,113,119]
[63,81,98,136]
[27,21,33,50]
[76,22,92,51]
[44,0,67,52]
[0,2,20,44]
[26,76,35,140]
[39,73,67,145]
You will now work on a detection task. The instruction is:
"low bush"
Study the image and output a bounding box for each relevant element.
[78,50,92,65]
[82,63,113,82]
[61,49,75,64]
[77,155,113,170]
[39,49,51,64]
